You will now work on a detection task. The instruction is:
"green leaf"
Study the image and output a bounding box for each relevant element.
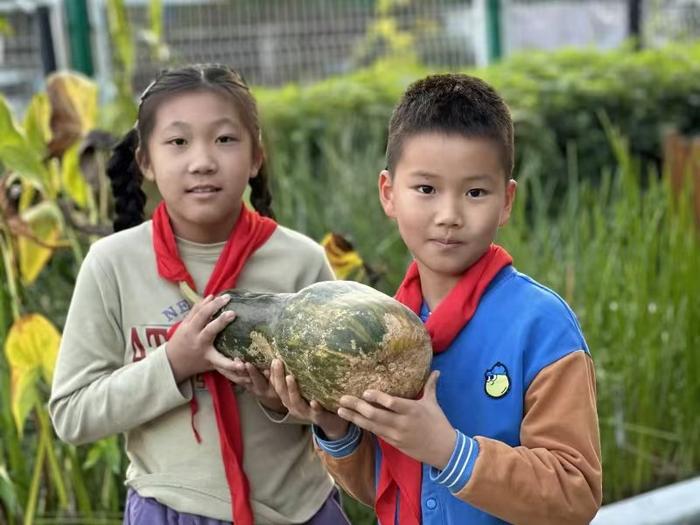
[47,72,98,136]
[0,464,19,517]
[143,0,169,61]
[18,180,37,213]
[23,92,51,155]
[44,72,99,161]
[18,202,63,285]
[149,0,163,44]
[107,0,135,79]
[0,16,12,36]
[0,95,51,189]
[83,436,122,475]
[61,143,90,207]
[4,314,61,434]
[10,368,40,438]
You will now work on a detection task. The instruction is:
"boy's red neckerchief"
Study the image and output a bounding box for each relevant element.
[152,201,277,525]
[376,244,512,525]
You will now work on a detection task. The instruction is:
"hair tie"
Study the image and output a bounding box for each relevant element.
[138,79,157,105]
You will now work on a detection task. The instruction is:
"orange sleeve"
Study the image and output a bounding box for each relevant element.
[454,350,602,524]
[315,430,377,507]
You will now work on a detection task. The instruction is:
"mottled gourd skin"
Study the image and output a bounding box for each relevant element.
[213,281,433,410]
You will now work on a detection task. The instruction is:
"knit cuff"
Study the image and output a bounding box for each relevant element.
[313,424,362,458]
[429,430,479,493]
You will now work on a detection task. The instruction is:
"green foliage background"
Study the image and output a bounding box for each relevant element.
[0,39,699,524]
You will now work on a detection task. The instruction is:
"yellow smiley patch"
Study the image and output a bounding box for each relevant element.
[484,362,510,398]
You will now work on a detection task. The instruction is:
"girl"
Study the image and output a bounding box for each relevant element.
[49,65,350,525]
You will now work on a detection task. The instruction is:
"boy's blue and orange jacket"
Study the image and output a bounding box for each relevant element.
[315,266,602,524]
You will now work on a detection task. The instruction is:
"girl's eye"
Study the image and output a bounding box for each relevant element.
[167,138,186,146]
[467,188,487,198]
[217,135,238,143]
[415,185,435,194]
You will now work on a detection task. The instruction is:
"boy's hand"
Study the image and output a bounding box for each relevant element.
[337,371,456,470]
[269,359,349,440]
[214,358,286,413]
[166,294,236,383]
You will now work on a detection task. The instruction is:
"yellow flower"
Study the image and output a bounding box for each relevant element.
[321,233,366,281]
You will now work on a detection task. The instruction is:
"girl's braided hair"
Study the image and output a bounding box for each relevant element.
[106,64,274,232]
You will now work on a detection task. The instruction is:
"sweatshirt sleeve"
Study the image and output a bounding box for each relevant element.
[49,250,192,445]
[314,427,377,507]
[440,350,602,525]
[314,254,336,283]
[300,241,335,287]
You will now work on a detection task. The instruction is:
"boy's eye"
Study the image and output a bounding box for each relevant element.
[415,185,435,194]
[467,188,487,198]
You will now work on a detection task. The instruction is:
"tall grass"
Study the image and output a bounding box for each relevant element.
[268,114,410,295]
[1,110,697,523]
[1,135,697,523]
[501,129,700,501]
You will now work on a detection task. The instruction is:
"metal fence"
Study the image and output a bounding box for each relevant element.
[120,0,474,90]
[0,2,46,112]
[1,0,699,109]
[646,0,700,44]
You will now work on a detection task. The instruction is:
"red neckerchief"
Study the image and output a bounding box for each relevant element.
[375,244,512,525]
[152,201,277,525]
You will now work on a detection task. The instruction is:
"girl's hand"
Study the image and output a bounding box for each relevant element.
[269,359,349,440]
[337,371,456,470]
[214,358,286,413]
[165,294,237,383]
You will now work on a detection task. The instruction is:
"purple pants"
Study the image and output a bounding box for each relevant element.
[123,487,351,525]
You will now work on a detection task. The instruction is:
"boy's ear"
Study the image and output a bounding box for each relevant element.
[378,169,396,218]
[136,146,155,182]
[498,179,518,227]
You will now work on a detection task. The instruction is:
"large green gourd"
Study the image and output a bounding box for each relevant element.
[213,281,432,410]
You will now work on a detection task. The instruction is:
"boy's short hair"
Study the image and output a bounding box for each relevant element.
[386,74,514,178]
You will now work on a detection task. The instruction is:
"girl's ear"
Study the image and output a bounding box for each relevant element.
[136,146,155,182]
[498,179,518,227]
[378,169,396,218]
[250,148,263,179]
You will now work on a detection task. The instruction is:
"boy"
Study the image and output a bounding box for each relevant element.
[270,74,602,524]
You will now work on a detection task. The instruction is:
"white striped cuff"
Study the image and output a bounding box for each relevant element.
[313,423,362,458]
[429,430,479,493]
